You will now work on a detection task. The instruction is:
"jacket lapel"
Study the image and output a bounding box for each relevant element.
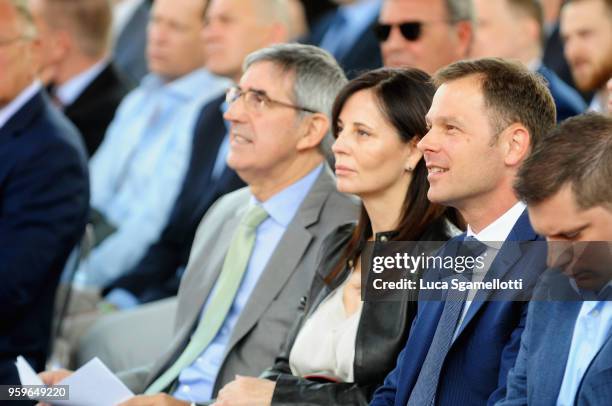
[0,90,44,141]
[223,167,335,355]
[178,205,245,334]
[543,302,582,401]
[453,210,539,339]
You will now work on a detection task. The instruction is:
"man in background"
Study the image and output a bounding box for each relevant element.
[29,0,131,156]
[0,0,89,386]
[561,0,612,112]
[377,0,473,74]
[471,0,586,121]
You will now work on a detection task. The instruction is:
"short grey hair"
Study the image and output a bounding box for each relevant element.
[243,43,348,159]
[445,0,476,25]
[9,0,37,38]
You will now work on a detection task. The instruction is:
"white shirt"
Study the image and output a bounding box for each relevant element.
[453,201,527,340]
[0,81,42,130]
[289,275,363,382]
[55,59,109,107]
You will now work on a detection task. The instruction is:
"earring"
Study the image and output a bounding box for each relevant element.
[406,166,413,172]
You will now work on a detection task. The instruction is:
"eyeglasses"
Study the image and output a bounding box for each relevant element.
[373,21,451,42]
[225,86,318,114]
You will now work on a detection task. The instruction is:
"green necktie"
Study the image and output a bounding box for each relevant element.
[145,204,269,394]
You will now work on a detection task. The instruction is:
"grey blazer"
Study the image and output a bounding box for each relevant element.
[120,165,359,397]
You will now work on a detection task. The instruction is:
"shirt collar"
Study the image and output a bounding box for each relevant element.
[251,164,324,227]
[140,68,218,101]
[0,81,42,131]
[527,58,543,72]
[588,91,606,113]
[55,58,109,106]
[467,201,527,244]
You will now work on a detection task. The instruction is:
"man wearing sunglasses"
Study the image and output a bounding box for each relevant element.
[376,0,474,75]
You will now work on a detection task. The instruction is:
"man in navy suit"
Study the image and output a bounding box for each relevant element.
[370,58,557,405]
[471,0,586,122]
[0,0,89,386]
[498,113,612,405]
[303,0,383,78]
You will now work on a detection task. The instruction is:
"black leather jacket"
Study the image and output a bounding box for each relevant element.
[261,219,452,405]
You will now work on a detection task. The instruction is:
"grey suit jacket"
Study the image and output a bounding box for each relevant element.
[120,165,359,397]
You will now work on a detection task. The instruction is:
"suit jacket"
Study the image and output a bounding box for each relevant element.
[0,90,89,385]
[537,65,586,122]
[63,62,132,157]
[498,275,612,405]
[103,95,245,303]
[120,166,359,397]
[370,211,547,406]
[303,9,382,79]
[113,0,151,84]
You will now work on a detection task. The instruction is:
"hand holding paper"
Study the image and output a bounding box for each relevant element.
[16,355,134,405]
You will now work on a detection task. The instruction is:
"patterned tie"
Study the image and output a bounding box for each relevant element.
[408,236,488,406]
[145,204,269,394]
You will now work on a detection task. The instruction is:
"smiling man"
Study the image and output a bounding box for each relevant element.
[498,113,612,405]
[40,43,358,406]
[370,58,557,405]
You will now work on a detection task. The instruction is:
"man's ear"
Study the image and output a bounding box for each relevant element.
[454,20,474,59]
[296,113,329,151]
[501,123,531,167]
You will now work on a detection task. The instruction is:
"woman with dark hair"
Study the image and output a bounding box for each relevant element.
[214,67,460,406]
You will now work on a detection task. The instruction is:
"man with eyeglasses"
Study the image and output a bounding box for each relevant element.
[83,0,298,373]
[376,0,474,75]
[40,43,358,406]
[0,0,89,390]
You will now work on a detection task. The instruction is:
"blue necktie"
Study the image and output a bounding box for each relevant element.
[408,236,488,406]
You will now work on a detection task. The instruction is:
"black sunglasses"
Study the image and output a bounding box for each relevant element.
[374,20,452,42]
[374,22,422,42]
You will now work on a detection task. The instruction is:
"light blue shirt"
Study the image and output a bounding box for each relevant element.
[75,68,230,287]
[210,101,230,181]
[557,299,612,405]
[319,0,381,60]
[173,164,323,402]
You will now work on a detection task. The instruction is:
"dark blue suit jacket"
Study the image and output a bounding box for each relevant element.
[370,211,547,406]
[303,9,382,79]
[537,65,586,122]
[0,90,89,384]
[103,95,244,303]
[499,276,612,405]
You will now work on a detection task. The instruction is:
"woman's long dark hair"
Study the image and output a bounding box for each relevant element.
[325,67,460,284]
